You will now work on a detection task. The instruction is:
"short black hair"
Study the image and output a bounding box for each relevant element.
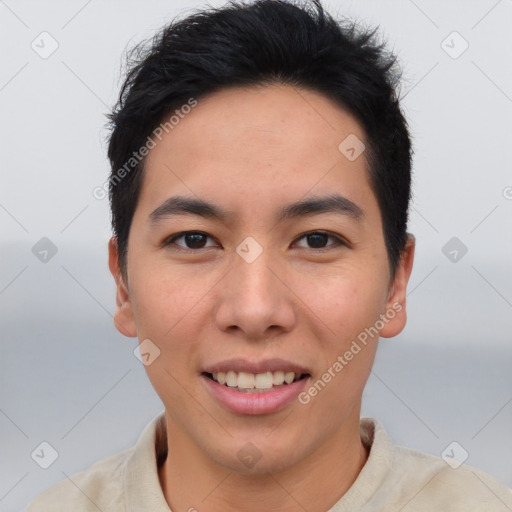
[107,0,412,281]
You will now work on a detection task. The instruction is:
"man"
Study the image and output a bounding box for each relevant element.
[26,0,512,510]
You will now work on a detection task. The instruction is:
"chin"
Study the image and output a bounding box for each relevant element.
[208,436,308,476]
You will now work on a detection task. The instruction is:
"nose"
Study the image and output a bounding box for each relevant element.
[213,250,297,341]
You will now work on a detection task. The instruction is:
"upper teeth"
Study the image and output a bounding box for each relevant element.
[212,371,299,389]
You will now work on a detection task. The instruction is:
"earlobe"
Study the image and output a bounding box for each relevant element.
[108,237,138,338]
[380,234,415,339]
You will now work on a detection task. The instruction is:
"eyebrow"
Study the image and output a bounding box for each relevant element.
[276,194,365,222]
[148,194,365,225]
[149,196,231,224]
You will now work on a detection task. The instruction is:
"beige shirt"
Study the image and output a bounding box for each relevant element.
[25,412,512,511]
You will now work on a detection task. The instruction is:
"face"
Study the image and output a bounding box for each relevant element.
[109,84,414,474]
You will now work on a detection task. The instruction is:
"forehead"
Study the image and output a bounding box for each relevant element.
[138,84,378,224]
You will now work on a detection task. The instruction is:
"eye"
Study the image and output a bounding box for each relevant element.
[294,231,346,250]
[164,231,218,250]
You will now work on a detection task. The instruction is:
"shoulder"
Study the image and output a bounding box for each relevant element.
[357,419,512,511]
[25,448,132,512]
[387,443,512,511]
[24,412,167,512]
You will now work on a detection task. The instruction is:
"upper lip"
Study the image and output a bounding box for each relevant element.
[202,358,311,375]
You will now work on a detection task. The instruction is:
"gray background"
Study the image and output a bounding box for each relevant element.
[1,0,511,510]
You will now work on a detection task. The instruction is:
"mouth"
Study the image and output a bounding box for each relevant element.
[202,370,310,393]
[201,358,312,414]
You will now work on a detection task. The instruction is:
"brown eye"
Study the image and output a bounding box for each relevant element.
[165,231,217,250]
[306,232,329,248]
[183,233,208,248]
[294,231,345,250]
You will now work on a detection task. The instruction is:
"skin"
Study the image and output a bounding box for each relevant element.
[109,84,415,512]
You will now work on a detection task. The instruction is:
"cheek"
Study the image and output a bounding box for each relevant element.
[128,262,211,401]
[129,257,216,338]
[297,276,383,416]
[291,263,389,344]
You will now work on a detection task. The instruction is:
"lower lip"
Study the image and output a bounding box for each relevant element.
[201,375,310,415]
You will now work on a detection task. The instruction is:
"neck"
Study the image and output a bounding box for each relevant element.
[158,410,369,512]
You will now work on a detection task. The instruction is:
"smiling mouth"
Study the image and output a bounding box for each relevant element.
[203,370,310,393]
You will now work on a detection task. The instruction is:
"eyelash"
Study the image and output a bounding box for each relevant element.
[163,230,347,253]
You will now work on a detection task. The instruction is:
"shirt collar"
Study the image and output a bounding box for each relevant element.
[327,417,394,511]
[124,411,170,511]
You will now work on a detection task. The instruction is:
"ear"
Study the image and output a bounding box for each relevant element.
[380,233,415,339]
[108,237,137,338]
